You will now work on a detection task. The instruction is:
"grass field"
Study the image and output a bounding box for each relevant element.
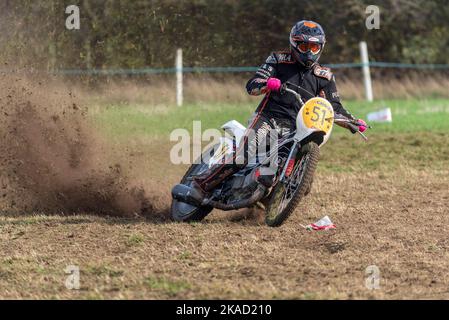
[1,97,448,299]
[94,98,449,136]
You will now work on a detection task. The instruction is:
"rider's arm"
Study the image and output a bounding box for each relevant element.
[246,54,278,96]
[322,75,358,132]
[323,75,354,119]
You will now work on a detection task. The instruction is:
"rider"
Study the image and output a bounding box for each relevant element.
[192,20,367,194]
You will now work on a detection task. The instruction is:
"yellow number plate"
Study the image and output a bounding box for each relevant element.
[302,98,334,133]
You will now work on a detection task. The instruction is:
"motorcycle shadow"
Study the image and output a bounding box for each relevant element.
[0,206,173,225]
[0,207,266,226]
[205,207,266,226]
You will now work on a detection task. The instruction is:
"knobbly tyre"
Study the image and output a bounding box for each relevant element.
[171,82,369,227]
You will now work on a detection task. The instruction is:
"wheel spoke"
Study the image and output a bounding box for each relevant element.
[265,142,320,227]
[276,154,308,215]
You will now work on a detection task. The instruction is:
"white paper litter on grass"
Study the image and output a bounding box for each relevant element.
[302,215,336,231]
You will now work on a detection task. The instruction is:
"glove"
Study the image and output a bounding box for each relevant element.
[266,77,281,92]
[357,119,367,133]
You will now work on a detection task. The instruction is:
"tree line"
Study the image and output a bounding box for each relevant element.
[1,0,448,71]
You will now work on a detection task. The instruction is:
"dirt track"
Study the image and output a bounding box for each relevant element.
[1,150,448,299]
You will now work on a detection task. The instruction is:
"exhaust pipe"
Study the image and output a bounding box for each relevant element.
[203,184,267,211]
[171,184,204,206]
[172,183,267,211]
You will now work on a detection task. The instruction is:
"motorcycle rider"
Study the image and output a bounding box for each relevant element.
[192,20,367,195]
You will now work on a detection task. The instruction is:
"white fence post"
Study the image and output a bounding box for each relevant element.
[359,41,373,102]
[176,48,183,107]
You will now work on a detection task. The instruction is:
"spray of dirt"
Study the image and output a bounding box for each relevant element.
[0,74,168,219]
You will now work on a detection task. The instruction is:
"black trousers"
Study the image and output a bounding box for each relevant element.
[194,112,295,191]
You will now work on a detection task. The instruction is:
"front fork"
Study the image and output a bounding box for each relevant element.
[278,140,300,183]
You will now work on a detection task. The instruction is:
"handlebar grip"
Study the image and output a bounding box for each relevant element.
[347,122,359,134]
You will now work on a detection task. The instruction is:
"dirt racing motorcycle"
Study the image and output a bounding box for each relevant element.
[171,82,369,227]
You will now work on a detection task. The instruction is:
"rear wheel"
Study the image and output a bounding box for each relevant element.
[170,148,215,222]
[265,142,320,227]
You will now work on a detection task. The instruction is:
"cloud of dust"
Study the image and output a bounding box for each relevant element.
[0,73,168,219]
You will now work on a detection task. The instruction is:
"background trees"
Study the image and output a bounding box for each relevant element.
[1,0,448,71]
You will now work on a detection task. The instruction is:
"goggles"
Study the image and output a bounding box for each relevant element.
[297,42,322,55]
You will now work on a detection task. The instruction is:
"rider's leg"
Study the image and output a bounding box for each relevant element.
[193,113,274,193]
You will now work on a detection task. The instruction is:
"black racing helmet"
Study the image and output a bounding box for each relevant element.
[290,20,326,68]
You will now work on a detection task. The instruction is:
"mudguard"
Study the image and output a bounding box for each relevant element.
[208,120,246,167]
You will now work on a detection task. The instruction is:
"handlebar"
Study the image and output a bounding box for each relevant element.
[282,86,304,106]
[281,81,371,141]
[281,82,315,102]
[334,116,370,140]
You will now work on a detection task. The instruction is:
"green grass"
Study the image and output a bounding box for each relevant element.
[87,265,124,278]
[93,98,449,138]
[93,102,255,138]
[92,98,449,172]
[342,99,449,133]
[126,233,145,246]
[145,276,191,297]
[178,251,192,260]
[320,130,449,172]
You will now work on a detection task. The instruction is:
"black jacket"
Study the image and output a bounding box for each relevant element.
[246,51,354,123]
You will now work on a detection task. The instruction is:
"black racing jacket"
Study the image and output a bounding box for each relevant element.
[246,51,354,124]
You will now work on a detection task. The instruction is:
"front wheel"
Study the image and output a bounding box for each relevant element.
[265,142,320,227]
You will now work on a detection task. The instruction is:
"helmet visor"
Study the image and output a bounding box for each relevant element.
[297,42,322,55]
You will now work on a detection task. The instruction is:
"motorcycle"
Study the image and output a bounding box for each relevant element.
[171,82,369,227]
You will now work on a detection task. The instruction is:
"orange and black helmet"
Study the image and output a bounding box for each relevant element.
[289,20,326,68]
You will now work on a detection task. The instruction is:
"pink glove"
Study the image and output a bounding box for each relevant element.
[357,119,367,132]
[266,77,281,92]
